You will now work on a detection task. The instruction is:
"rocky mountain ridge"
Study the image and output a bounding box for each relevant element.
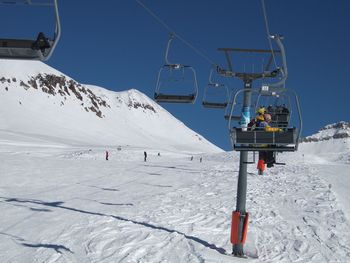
[0,60,220,153]
[302,121,350,142]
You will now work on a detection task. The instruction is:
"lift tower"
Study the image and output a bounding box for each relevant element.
[217,35,287,257]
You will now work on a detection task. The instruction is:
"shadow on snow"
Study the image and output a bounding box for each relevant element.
[0,232,73,254]
[1,196,227,255]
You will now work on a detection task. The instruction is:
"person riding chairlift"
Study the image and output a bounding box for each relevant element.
[248,107,266,130]
[256,113,282,174]
[259,113,282,132]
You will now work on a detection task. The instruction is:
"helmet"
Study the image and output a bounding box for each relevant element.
[257,107,266,115]
[264,113,272,122]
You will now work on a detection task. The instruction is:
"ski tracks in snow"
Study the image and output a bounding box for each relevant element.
[249,164,350,262]
[2,149,350,262]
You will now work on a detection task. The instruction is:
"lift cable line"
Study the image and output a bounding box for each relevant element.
[135,0,217,66]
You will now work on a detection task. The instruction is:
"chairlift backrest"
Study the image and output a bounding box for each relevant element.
[0,0,61,61]
[256,85,293,128]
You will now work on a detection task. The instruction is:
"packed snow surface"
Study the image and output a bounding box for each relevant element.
[1,132,350,262]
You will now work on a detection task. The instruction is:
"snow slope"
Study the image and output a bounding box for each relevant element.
[0,60,221,154]
[1,60,350,262]
[0,126,350,262]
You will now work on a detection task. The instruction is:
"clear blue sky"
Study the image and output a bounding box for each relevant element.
[2,0,349,151]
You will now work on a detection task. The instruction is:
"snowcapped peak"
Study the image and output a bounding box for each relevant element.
[0,59,221,153]
[126,88,155,105]
[320,121,350,131]
[0,59,67,80]
[302,121,350,142]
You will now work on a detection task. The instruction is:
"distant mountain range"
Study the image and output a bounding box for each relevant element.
[302,121,350,142]
[0,60,221,153]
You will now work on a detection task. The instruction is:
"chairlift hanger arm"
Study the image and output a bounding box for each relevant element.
[264,54,273,71]
[164,33,175,65]
[47,0,61,60]
[266,35,288,88]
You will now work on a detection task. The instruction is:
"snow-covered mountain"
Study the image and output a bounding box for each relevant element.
[0,60,221,153]
[298,121,350,164]
[302,121,350,142]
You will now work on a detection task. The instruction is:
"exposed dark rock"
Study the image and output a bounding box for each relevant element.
[0,73,117,119]
[28,78,38,89]
[20,81,30,89]
[68,82,83,101]
[127,99,156,113]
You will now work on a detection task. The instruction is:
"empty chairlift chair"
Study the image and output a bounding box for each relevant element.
[154,34,198,103]
[202,68,229,109]
[0,0,61,61]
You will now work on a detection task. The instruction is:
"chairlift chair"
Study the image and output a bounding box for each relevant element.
[154,34,198,104]
[202,68,229,109]
[216,35,301,152]
[0,0,61,61]
[227,86,302,152]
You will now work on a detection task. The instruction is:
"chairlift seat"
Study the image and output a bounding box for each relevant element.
[0,32,53,60]
[154,93,196,103]
[230,127,298,152]
[0,0,61,61]
[202,101,228,109]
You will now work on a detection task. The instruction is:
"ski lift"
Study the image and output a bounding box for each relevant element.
[0,0,61,61]
[154,34,198,103]
[228,86,302,152]
[217,34,302,152]
[202,68,229,109]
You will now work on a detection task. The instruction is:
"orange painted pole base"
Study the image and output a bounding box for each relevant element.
[230,211,249,245]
